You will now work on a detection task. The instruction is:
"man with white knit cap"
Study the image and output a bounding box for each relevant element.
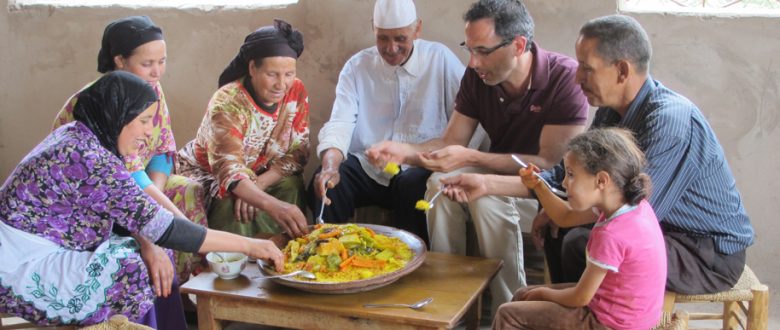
[309,0,467,245]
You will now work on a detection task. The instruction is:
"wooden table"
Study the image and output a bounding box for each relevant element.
[181,252,502,330]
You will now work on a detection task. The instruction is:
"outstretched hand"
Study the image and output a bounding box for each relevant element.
[265,200,309,238]
[313,171,338,205]
[518,163,543,190]
[365,141,411,168]
[439,173,488,203]
[418,145,472,173]
[247,239,285,272]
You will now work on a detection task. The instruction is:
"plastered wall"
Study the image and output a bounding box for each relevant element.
[1,0,778,323]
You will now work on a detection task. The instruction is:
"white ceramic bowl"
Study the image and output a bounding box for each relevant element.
[206,252,248,280]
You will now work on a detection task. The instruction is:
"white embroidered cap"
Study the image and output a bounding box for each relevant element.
[373,0,417,29]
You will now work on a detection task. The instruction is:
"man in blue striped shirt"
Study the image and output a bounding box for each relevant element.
[439,14,754,294]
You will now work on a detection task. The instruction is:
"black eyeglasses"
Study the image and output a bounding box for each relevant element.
[460,39,513,57]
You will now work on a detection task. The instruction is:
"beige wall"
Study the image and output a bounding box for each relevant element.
[1,0,778,323]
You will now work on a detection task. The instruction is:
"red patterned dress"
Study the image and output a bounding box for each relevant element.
[177,78,310,236]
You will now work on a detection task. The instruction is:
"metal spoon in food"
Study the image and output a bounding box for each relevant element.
[316,180,331,225]
[511,155,568,198]
[253,269,316,280]
[316,188,328,225]
[213,252,229,264]
[363,297,433,309]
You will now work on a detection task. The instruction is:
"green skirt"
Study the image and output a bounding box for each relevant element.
[207,175,306,237]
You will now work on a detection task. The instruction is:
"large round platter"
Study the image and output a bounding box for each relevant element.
[258,223,426,294]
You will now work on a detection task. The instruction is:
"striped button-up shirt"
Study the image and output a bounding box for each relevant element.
[544,77,754,254]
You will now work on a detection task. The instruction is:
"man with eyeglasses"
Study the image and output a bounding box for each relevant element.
[366,0,589,313]
[444,16,755,326]
[309,0,467,245]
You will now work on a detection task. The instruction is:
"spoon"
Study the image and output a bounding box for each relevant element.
[213,252,229,264]
[363,297,433,309]
[511,155,568,198]
[415,188,445,211]
[316,185,329,225]
[253,269,316,280]
[428,189,444,205]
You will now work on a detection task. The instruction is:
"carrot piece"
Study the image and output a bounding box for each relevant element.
[351,257,386,268]
[365,227,376,237]
[339,255,355,270]
[340,249,348,261]
[318,229,341,239]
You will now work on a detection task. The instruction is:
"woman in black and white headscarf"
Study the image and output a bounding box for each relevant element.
[178,19,311,240]
[0,72,284,328]
[51,15,209,329]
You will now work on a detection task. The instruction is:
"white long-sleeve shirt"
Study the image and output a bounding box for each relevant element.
[317,39,465,186]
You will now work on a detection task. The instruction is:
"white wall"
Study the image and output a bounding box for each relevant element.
[1,0,777,324]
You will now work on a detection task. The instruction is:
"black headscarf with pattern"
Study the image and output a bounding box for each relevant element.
[218,19,304,87]
[97,16,164,73]
[73,71,159,157]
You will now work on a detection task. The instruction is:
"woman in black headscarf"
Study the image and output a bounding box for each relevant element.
[178,19,311,239]
[52,15,209,302]
[0,71,284,327]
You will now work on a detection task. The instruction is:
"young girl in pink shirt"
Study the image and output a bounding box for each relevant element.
[493,128,666,330]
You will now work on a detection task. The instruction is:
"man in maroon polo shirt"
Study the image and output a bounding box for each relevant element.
[366,0,589,313]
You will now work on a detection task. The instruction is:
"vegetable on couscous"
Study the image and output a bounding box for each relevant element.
[281,224,413,282]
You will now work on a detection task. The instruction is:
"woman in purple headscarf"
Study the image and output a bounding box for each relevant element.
[178,19,310,239]
[0,72,284,328]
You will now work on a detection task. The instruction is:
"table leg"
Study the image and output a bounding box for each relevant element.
[195,295,222,330]
[465,295,482,330]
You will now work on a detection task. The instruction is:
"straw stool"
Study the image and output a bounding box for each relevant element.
[662,265,769,330]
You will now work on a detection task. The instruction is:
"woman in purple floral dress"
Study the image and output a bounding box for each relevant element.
[0,72,284,327]
[52,15,208,286]
[50,16,207,330]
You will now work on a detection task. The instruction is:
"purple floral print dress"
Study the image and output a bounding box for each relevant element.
[0,122,173,326]
[54,80,208,281]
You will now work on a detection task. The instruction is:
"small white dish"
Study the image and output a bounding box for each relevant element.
[206,252,248,280]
